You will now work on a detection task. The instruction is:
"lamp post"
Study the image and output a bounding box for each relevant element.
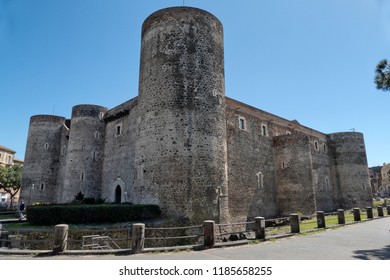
[28,184,35,206]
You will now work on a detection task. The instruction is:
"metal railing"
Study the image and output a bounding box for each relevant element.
[144,224,203,248]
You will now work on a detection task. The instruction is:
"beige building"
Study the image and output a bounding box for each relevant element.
[380,164,390,197]
[0,145,24,208]
[369,163,390,198]
[0,145,16,166]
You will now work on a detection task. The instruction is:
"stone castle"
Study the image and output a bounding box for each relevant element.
[21,7,372,224]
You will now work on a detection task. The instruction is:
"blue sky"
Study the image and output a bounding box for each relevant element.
[0,0,389,166]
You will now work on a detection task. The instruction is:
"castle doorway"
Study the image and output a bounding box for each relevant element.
[115,185,122,204]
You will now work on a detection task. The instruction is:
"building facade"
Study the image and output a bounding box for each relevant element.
[20,7,372,223]
[0,145,24,207]
[370,163,390,198]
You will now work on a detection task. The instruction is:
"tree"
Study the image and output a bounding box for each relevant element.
[375,59,390,91]
[0,165,23,208]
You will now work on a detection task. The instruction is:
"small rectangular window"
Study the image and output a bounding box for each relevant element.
[261,125,268,136]
[239,118,245,130]
[115,124,122,136]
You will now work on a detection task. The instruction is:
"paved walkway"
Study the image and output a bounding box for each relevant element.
[1,217,389,260]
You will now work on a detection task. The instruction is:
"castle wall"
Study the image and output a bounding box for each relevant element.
[21,115,65,205]
[225,106,278,221]
[61,105,108,202]
[310,137,335,212]
[329,132,372,209]
[136,7,228,223]
[54,122,70,203]
[274,134,316,216]
[20,7,373,225]
[101,98,138,203]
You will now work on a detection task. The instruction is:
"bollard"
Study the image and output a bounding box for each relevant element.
[53,224,69,254]
[131,223,145,254]
[353,208,361,222]
[387,205,390,216]
[290,214,300,234]
[377,206,384,217]
[316,211,326,228]
[204,220,215,247]
[337,209,345,224]
[1,231,10,248]
[366,207,373,219]
[255,217,266,240]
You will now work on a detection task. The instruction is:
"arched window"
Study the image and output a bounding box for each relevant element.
[256,172,264,189]
[325,176,329,191]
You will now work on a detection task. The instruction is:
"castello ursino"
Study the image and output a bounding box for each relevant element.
[21,7,372,224]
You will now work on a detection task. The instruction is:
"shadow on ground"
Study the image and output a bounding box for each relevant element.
[353,244,390,260]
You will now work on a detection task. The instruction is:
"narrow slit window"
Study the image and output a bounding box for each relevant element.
[115,124,122,136]
[239,118,246,130]
[261,125,268,136]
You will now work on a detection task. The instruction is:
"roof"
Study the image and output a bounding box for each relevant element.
[0,145,16,154]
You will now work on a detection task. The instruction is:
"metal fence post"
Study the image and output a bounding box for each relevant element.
[337,209,345,224]
[131,223,145,254]
[204,220,215,247]
[290,214,300,234]
[316,211,326,228]
[53,224,68,254]
[377,206,384,217]
[353,208,361,222]
[366,207,373,219]
[255,217,266,240]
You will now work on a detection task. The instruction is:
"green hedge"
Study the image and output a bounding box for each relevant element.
[26,204,161,225]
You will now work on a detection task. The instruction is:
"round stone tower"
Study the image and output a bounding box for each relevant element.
[21,115,66,205]
[135,7,229,223]
[329,132,372,209]
[60,105,108,202]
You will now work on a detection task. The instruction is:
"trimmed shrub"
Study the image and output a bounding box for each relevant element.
[27,204,161,225]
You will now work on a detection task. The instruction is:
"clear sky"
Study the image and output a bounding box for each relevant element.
[0,0,389,166]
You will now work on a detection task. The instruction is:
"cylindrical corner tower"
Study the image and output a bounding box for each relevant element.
[135,7,228,223]
[329,132,372,209]
[21,115,66,205]
[61,105,108,202]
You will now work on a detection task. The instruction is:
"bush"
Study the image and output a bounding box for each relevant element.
[27,204,161,225]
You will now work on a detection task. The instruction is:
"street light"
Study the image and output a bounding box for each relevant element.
[28,184,35,206]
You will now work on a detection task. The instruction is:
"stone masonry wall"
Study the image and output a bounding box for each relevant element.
[329,132,372,209]
[225,105,278,221]
[310,136,335,212]
[135,7,228,223]
[101,98,138,203]
[61,105,108,202]
[21,115,65,205]
[274,134,316,216]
